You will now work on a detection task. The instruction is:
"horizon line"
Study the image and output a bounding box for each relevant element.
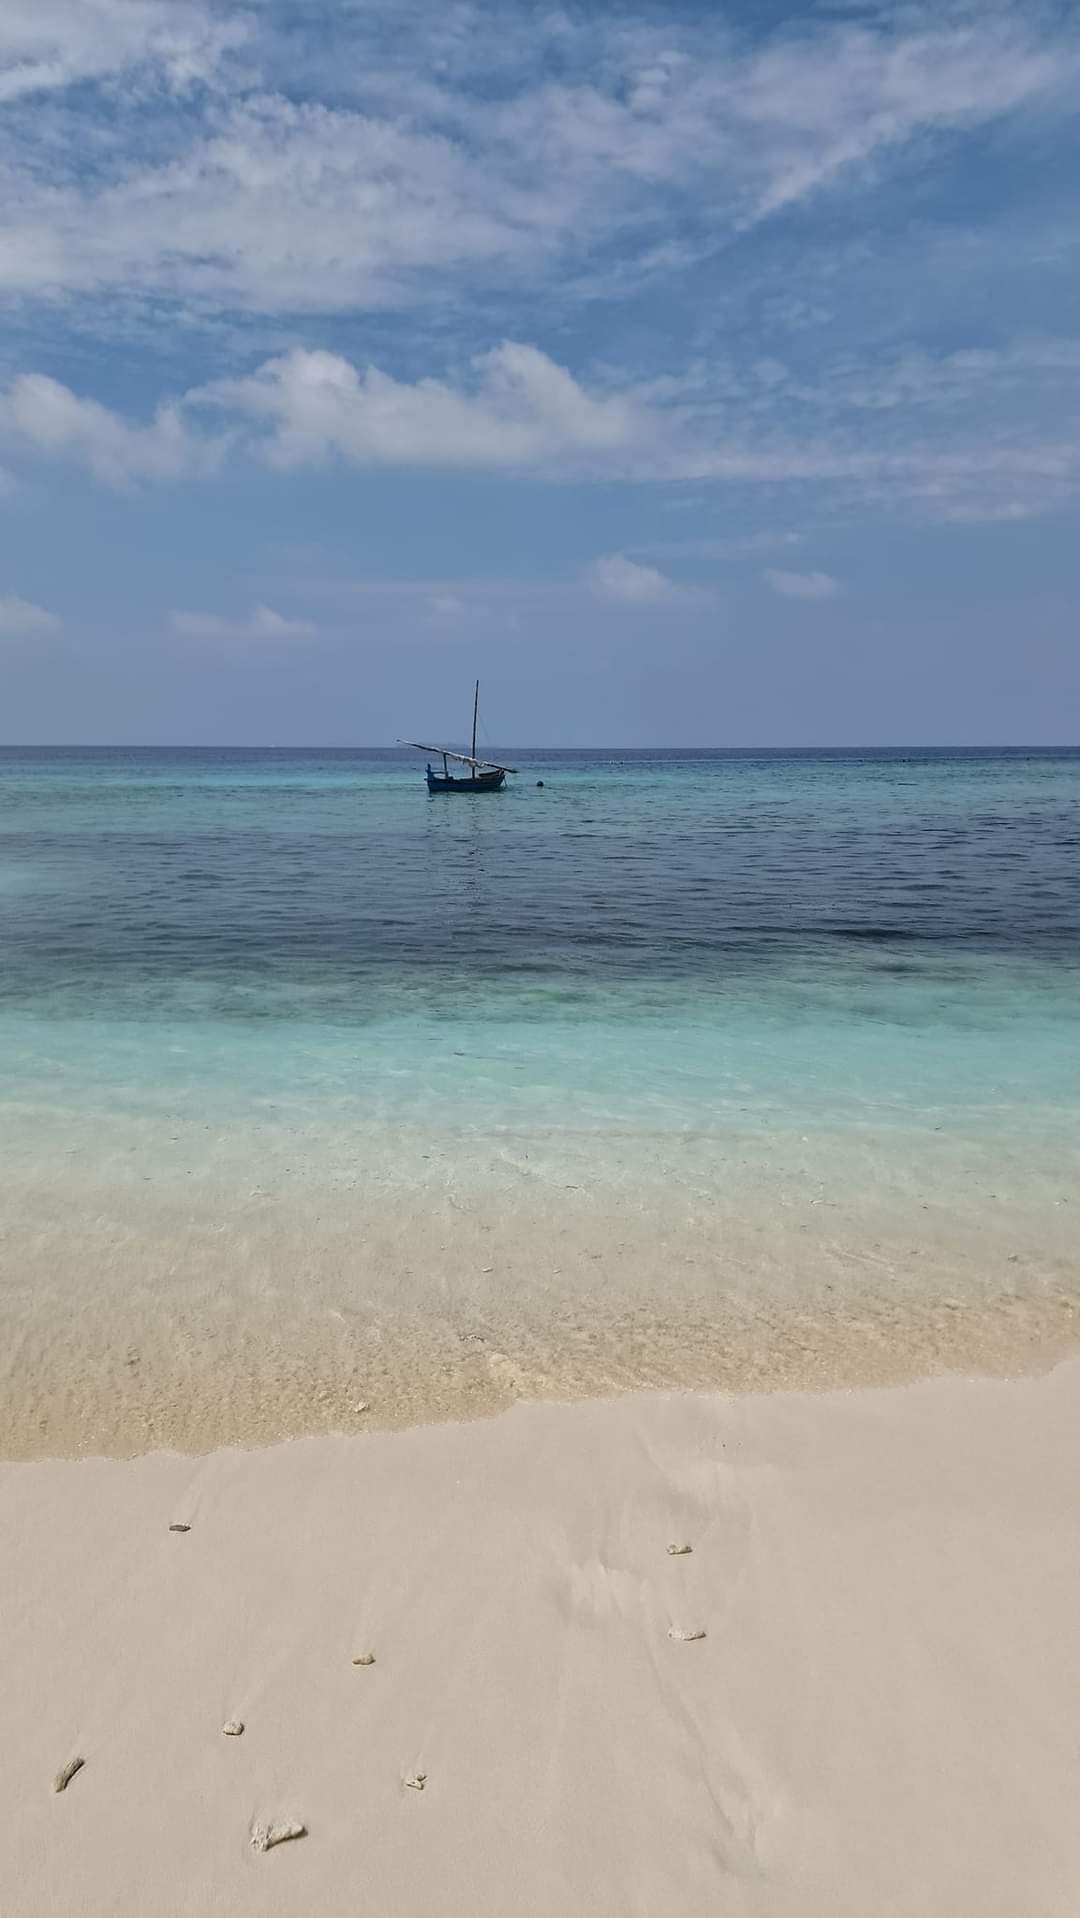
[0,742,1078,755]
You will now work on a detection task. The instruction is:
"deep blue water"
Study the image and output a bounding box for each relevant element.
[2,746,1078,1030]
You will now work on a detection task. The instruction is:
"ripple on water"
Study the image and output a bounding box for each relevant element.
[0,746,1078,1452]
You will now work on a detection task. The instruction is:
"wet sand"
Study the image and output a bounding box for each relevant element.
[2,1111,1077,1456]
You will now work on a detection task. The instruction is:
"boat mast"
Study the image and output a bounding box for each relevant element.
[471,679,479,780]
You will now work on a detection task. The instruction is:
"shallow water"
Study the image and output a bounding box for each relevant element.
[1,747,1077,1454]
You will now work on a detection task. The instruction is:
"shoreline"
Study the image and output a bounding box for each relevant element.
[3,1019,1076,1458]
[2,1281,1077,1460]
[2,1117,1076,1458]
[3,1360,1078,1915]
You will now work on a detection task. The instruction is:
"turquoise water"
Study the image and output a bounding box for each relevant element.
[1,748,1078,1454]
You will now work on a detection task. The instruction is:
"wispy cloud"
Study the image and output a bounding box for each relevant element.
[0,592,60,636]
[0,0,244,102]
[427,593,467,620]
[765,569,839,600]
[0,1,1077,536]
[0,4,1075,318]
[0,2,1076,745]
[169,605,316,641]
[589,554,673,604]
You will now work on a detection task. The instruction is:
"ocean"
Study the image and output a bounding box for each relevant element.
[1,746,1077,1455]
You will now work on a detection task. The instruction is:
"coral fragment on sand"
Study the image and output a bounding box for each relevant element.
[251,1820,306,1852]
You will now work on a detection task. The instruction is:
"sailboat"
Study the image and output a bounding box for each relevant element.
[401,681,516,792]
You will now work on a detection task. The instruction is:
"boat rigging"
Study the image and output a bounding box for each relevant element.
[400,681,516,792]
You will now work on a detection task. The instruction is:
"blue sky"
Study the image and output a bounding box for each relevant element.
[0,0,1078,744]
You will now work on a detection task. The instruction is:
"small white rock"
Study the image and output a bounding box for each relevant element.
[251,1820,306,1853]
[353,1401,370,1415]
[223,1719,244,1736]
[352,1652,376,1667]
[666,1543,693,1556]
[668,1627,707,1642]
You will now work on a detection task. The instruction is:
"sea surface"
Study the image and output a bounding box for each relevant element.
[1,746,1077,1455]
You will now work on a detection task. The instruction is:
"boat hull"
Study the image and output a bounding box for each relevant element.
[426,769,506,792]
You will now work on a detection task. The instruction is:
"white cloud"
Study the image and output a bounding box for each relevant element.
[0,0,243,101]
[0,6,1073,315]
[0,343,651,484]
[169,604,317,641]
[427,594,466,619]
[781,340,1080,416]
[727,18,1071,222]
[589,554,673,604]
[1,373,210,483]
[765,569,840,600]
[0,593,60,635]
[195,342,643,472]
[4,335,1080,526]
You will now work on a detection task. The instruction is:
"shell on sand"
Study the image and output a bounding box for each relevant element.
[667,1626,707,1642]
[404,1773,427,1792]
[168,1523,191,1534]
[666,1543,693,1555]
[222,1719,244,1736]
[53,1757,84,1794]
[251,1820,306,1853]
[352,1652,376,1666]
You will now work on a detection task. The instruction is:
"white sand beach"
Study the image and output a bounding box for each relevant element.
[2,1360,1078,1917]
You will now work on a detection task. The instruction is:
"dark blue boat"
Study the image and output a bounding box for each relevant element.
[425,763,506,792]
[401,681,516,793]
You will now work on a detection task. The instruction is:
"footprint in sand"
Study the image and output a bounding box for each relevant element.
[563,1559,654,1627]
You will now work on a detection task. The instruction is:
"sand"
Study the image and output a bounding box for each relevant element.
[2,1362,1078,1917]
[3,1107,1077,1455]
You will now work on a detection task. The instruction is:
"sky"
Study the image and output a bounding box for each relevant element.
[0,0,1078,746]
